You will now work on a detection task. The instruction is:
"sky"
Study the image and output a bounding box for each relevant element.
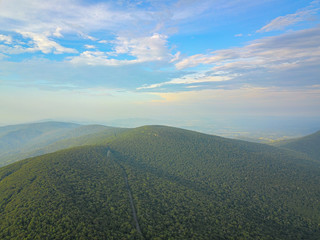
[0,0,319,136]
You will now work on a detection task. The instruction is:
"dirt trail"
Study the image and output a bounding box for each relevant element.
[107,150,143,236]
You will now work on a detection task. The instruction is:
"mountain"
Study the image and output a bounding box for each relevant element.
[0,125,320,239]
[0,122,126,166]
[0,146,142,239]
[273,130,320,161]
[0,121,79,151]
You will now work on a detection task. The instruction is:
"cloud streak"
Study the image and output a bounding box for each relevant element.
[137,72,232,90]
[174,26,320,89]
[257,1,320,32]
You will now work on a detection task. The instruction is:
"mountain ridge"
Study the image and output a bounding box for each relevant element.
[272,130,320,161]
[0,122,127,166]
[1,124,319,239]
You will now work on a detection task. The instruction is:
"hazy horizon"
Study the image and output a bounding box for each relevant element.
[1,0,319,136]
[1,116,319,141]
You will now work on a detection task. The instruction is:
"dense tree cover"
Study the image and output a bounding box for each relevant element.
[109,126,320,239]
[0,125,320,239]
[274,130,320,161]
[0,146,141,240]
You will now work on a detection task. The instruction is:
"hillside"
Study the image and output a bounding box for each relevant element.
[1,125,320,239]
[0,122,126,166]
[273,130,320,161]
[0,146,142,239]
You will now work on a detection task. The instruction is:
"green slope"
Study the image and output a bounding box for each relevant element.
[108,126,320,239]
[0,125,320,239]
[273,130,320,161]
[0,146,142,240]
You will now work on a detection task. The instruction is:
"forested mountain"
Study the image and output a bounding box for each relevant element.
[0,122,79,151]
[0,122,126,166]
[273,130,320,161]
[0,146,141,239]
[0,125,320,239]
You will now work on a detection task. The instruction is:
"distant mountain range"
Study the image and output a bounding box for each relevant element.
[0,122,319,239]
[0,121,126,166]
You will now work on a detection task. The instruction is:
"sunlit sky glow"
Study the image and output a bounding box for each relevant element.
[0,0,319,134]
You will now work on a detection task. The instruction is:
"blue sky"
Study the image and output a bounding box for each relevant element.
[0,0,319,135]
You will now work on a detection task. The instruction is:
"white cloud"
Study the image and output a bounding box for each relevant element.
[0,34,12,44]
[79,33,98,41]
[257,10,317,33]
[69,50,128,66]
[171,26,320,91]
[0,0,147,56]
[0,0,272,58]
[235,33,243,37]
[53,27,63,38]
[70,33,174,65]
[0,0,181,62]
[84,44,96,49]
[257,1,319,33]
[0,0,159,40]
[170,51,181,63]
[175,53,227,69]
[0,44,31,54]
[114,33,171,62]
[18,31,77,54]
[137,72,232,90]
[0,1,125,32]
[175,26,320,71]
[0,31,77,55]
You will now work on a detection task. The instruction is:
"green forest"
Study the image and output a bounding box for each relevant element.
[0,125,320,239]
